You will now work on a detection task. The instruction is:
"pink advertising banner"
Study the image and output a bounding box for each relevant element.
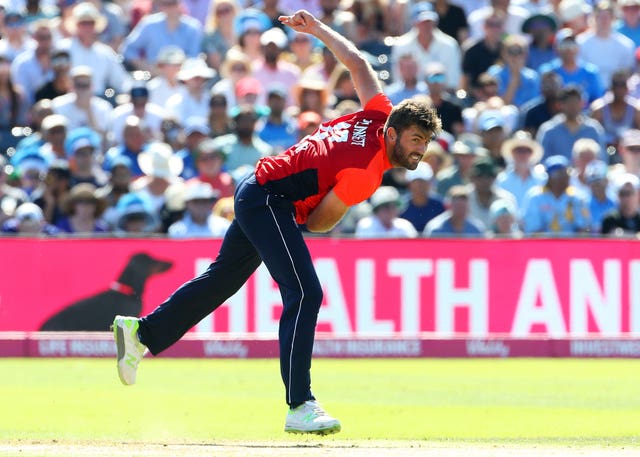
[1,237,639,336]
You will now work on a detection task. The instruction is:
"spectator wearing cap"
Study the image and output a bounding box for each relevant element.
[390,2,461,91]
[486,199,521,238]
[187,137,234,198]
[424,184,485,237]
[215,105,273,172]
[582,159,616,232]
[354,186,418,238]
[175,116,211,180]
[113,192,160,234]
[399,161,445,232]
[110,82,165,144]
[147,46,186,108]
[423,140,452,191]
[558,0,592,34]
[201,0,238,76]
[1,201,59,235]
[0,51,27,154]
[257,84,298,153]
[0,154,29,226]
[589,69,640,152]
[520,71,563,137]
[569,138,601,198]
[230,8,272,63]
[577,1,635,91]
[0,11,33,62]
[436,134,483,197]
[601,172,640,235]
[292,72,330,119]
[476,110,509,169]
[521,155,591,235]
[120,0,202,74]
[539,28,604,104]
[34,48,72,102]
[467,156,518,228]
[234,75,266,108]
[461,10,505,94]
[496,130,546,207]
[36,113,68,160]
[65,126,107,187]
[166,57,216,121]
[55,182,109,233]
[467,0,529,41]
[131,141,184,213]
[487,34,541,108]
[58,2,130,97]
[616,0,640,47]
[384,53,428,106]
[10,19,55,106]
[104,115,149,178]
[616,128,640,176]
[10,147,50,198]
[424,62,463,136]
[536,85,606,162]
[252,27,300,107]
[51,65,113,135]
[167,181,230,238]
[522,12,558,72]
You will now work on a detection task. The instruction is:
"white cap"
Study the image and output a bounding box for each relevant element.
[405,162,434,182]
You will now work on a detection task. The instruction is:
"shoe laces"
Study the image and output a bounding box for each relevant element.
[305,401,327,417]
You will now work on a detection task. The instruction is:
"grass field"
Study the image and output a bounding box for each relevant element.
[1,358,640,456]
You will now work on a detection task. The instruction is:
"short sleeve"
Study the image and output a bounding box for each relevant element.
[333,168,380,206]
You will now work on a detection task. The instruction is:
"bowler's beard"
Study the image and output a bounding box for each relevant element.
[391,140,419,170]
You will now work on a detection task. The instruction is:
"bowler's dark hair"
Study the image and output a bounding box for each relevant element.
[384,97,442,139]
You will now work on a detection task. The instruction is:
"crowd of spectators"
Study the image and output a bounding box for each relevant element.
[1,0,640,238]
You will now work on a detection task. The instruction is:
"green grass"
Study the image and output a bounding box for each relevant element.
[1,358,639,446]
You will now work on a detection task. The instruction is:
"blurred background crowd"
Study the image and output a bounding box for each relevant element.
[1,0,640,238]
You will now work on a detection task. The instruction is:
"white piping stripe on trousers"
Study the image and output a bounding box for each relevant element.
[265,194,305,405]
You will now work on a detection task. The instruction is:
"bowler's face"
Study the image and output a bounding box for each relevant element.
[389,126,432,170]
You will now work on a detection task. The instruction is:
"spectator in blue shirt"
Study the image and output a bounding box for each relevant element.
[521,12,558,72]
[583,159,616,233]
[536,85,606,161]
[521,155,591,235]
[616,0,640,47]
[120,0,203,73]
[257,84,297,154]
[488,34,540,108]
[539,28,605,104]
[424,184,485,237]
[400,161,445,232]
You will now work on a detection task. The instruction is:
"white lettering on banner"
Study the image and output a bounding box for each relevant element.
[570,340,640,357]
[570,260,621,336]
[466,340,510,357]
[388,259,433,334]
[511,259,566,336]
[256,265,281,333]
[69,340,116,356]
[631,261,640,333]
[203,340,249,358]
[312,339,421,356]
[38,340,67,356]
[356,260,394,334]
[315,259,352,333]
[435,259,488,335]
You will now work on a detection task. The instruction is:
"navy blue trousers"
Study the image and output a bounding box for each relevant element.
[138,174,323,406]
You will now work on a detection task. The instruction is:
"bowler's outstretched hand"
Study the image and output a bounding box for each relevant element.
[279,10,317,34]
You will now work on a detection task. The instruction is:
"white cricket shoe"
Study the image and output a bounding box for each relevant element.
[284,400,341,435]
[112,315,147,386]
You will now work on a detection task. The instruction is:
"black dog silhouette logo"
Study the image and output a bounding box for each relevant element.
[40,253,172,331]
